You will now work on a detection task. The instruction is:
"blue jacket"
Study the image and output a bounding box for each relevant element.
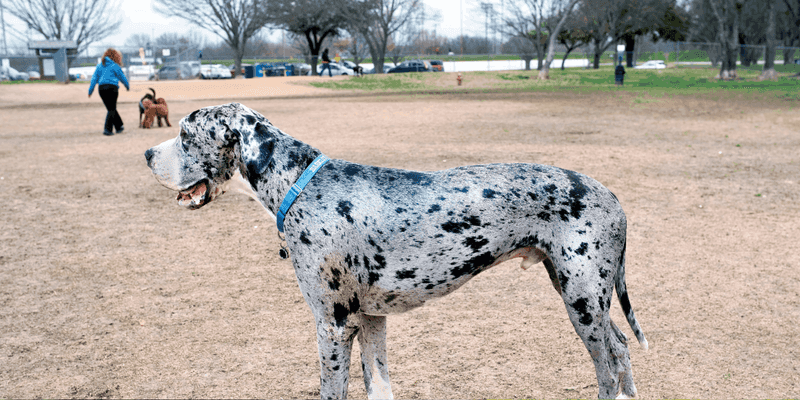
[88,57,130,95]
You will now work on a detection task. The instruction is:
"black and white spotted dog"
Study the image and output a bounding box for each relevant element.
[144,103,648,399]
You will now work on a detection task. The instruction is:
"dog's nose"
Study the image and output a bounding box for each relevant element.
[144,148,154,166]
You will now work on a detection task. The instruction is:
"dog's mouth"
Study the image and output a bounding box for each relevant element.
[176,179,228,209]
[177,179,211,209]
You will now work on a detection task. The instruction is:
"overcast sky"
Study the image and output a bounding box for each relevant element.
[2,0,505,50]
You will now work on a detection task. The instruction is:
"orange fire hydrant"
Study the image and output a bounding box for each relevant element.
[457,73,462,86]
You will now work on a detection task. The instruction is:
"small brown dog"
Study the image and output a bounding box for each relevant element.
[141,98,171,129]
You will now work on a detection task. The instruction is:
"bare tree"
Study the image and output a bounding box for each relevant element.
[576,0,631,69]
[4,0,121,56]
[268,0,348,75]
[334,0,422,74]
[707,0,740,79]
[538,0,580,79]
[124,33,153,49]
[577,0,670,69]
[556,22,591,70]
[154,0,272,77]
[500,0,552,71]
[506,35,537,70]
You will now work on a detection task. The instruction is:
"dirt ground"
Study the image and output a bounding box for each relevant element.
[1,75,799,399]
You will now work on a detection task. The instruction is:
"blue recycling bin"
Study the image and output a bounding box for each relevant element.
[285,64,294,76]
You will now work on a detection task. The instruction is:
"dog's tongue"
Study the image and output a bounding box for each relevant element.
[177,181,207,203]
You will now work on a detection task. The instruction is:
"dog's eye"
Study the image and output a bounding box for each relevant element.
[179,130,190,152]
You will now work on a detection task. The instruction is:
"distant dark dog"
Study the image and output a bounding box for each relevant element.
[141,98,171,129]
[353,65,364,77]
[139,88,156,128]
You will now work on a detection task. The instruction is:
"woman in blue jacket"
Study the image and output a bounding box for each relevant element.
[88,48,130,136]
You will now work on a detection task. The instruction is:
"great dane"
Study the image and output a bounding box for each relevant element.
[144,103,648,399]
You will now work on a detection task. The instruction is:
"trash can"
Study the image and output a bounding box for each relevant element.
[614,65,625,86]
[285,64,294,76]
[244,65,255,79]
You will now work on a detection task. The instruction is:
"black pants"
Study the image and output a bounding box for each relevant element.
[98,84,123,133]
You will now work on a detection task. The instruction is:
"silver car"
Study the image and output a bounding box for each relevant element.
[1,66,30,81]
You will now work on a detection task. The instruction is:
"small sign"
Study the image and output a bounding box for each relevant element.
[43,59,55,76]
[616,44,625,52]
[162,49,171,56]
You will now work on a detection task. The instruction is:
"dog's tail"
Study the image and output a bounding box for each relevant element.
[615,239,649,350]
[149,87,156,98]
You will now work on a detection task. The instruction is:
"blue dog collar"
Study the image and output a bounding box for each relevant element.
[276,154,330,232]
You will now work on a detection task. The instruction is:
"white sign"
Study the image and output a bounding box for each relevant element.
[162,49,171,56]
[43,59,55,75]
[617,44,626,52]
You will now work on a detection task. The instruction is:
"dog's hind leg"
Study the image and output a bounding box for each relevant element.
[164,115,171,127]
[551,249,637,399]
[358,314,393,400]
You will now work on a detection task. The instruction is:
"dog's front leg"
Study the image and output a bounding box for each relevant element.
[358,314,393,400]
[315,319,357,399]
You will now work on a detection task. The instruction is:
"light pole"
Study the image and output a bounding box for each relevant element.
[481,2,492,68]
[460,0,463,55]
[0,0,7,56]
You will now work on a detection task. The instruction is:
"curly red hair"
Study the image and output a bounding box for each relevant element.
[102,48,123,66]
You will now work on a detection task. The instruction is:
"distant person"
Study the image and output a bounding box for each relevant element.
[320,48,332,77]
[88,48,130,136]
[615,64,625,86]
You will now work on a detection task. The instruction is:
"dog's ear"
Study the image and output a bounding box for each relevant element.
[240,119,276,187]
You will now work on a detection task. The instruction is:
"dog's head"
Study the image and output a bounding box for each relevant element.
[144,102,267,209]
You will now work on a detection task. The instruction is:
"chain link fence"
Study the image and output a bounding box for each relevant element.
[3,41,799,81]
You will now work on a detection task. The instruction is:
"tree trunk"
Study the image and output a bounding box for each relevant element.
[304,31,328,76]
[783,48,796,65]
[711,0,739,80]
[561,48,574,70]
[760,0,778,80]
[624,34,635,68]
[538,0,580,80]
[593,42,603,69]
[233,42,245,78]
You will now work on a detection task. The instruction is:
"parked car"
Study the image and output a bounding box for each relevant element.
[365,65,392,74]
[200,64,233,79]
[429,60,444,72]
[313,63,355,76]
[156,64,193,80]
[128,65,155,80]
[292,63,311,76]
[230,64,249,76]
[341,60,358,70]
[26,66,41,80]
[387,60,432,73]
[181,61,201,78]
[0,66,29,81]
[634,60,666,69]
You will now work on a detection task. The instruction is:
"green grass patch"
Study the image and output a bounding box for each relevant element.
[308,72,431,91]
[308,65,800,100]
